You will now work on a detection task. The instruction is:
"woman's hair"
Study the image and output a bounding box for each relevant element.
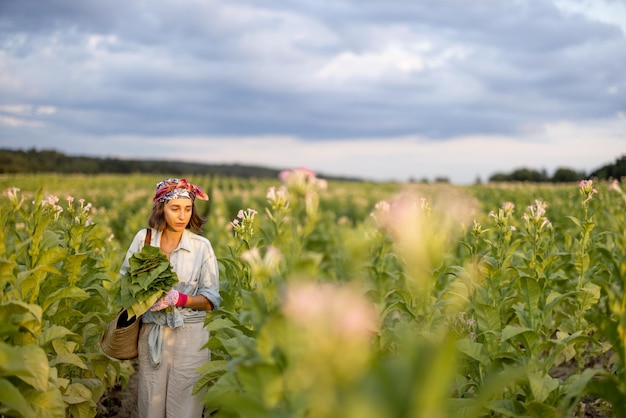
[148,201,207,233]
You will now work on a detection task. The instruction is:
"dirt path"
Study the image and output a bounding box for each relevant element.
[96,370,139,418]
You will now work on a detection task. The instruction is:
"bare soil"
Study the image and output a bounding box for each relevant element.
[96,370,139,418]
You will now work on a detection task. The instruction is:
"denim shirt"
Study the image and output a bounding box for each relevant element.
[120,228,221,366]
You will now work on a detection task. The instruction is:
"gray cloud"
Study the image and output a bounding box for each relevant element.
[1,0,625,145]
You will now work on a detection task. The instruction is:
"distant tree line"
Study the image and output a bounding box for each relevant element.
[589,155,626,180]
[1,148,624,183]
[0,148,370,181]
[487,155,626,183]
[0,148,284,179]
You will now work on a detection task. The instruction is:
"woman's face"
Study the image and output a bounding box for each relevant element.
[163,198,193,232]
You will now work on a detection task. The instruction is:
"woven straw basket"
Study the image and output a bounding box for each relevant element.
[100,309,141,360]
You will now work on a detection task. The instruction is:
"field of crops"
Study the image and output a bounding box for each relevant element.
[1,171,625,418]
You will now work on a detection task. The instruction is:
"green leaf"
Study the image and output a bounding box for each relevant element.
[544,291,575,313]
[63,253,89,286]
[206,317,237,332]
[50,353,89,370]
[42,286,90,313]
[203,372,242,409]
[474,290,502,333]
[559,368,603,414]
[0,342,50,391]
[127,291,162,318]
[501,325,534,342]
[586,373,626,413]
[527,371,559,403]
[36,245,67,268]
[486,399,520,417]
[0,377,37,418]
[456,338,491,366]
[0,300,42,338]
[193,360,229,395]
[447,398,479,418]
[26,384,66,418]
[237,362,283,407]
[579,283,601,311]
[63,382,92,404]
[119,244,178,315]
[526,400,558,418]
[0,259,18,289]
[220,335,255,357]
[68,402,95,418]
[519,276,541,327]
[37,325,77,347]
[565,216,582,228]
[195,359,229,378]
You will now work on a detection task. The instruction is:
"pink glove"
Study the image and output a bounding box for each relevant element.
[150,289,188,311]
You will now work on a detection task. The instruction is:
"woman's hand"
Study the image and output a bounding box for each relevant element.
[150,289,188,311]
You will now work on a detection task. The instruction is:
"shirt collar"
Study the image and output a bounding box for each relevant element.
[178,229,193,252]
[156,228,193,253]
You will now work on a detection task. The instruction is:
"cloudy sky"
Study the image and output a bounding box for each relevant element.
[1,0,625,184]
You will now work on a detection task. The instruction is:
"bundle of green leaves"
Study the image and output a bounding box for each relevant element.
[118,245,179,318]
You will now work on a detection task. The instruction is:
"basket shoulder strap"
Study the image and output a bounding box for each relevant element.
[144,228,152,246]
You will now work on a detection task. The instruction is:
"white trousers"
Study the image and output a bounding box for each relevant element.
[137,322,209,418]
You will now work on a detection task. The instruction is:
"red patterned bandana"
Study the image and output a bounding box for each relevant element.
[153,178,208,203]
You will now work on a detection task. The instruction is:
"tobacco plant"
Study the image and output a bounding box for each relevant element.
[2,174,625,417]
[1,187,131,418]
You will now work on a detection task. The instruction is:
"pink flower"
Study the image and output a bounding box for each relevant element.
[2,187,19,198]
[240,246,283,281]
[278,167,325,196]
[370,195,425,238]
[608,179,623,194]
[578,179,598,203]
[266,187,277,200]
[42,195,59,206]
[282,282,378,340]
[522,199,551,231]
[3,187,21,204]
[278,168,315,183]
[240,247,261,265]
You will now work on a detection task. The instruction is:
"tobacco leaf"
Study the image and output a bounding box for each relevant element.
[118,245,178,318]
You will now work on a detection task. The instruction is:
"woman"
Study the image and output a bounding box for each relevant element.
[119,178,221,418]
